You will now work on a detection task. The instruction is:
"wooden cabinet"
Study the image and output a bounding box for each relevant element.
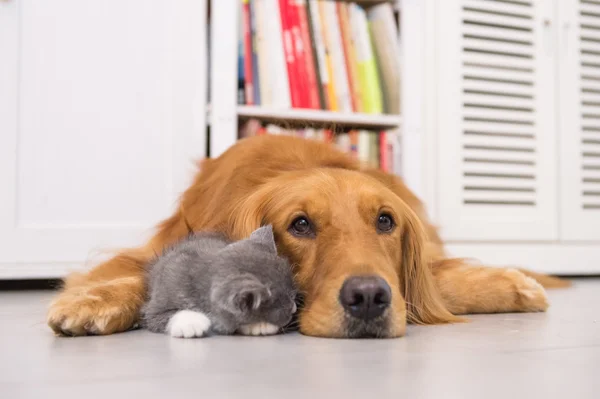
[0,0,207,278]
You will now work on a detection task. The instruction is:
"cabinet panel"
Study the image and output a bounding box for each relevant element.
[0,0,207,271]
[559,0,600,241]
[436,0,558,241]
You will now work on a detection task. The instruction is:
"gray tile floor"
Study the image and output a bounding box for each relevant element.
[1,279,599,399]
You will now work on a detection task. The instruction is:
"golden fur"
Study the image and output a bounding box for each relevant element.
[47,135,564,337]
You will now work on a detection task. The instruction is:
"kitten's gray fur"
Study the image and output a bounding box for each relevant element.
[141,226,297,336]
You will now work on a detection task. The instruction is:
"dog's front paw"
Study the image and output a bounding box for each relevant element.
[238,322,280,336]
[505,268,549,312]
[47,277,143,336]
[167,310,212,338]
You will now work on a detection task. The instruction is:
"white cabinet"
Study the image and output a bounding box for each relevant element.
[435,0,558,241]
[0,0,207,278]
[403,0,600,273]
[559,0,600,241]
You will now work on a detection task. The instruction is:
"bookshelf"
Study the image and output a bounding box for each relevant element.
[237,106,402,129]
[209,0,405,174]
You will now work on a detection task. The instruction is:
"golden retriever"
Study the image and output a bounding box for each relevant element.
[47,135,565,338]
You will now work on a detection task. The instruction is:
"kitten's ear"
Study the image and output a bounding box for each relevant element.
[248,225,277,254]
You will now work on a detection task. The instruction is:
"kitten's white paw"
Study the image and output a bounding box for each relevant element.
[238,322,280,336]
[167,310,212,338]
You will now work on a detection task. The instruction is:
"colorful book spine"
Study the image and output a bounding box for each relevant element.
[306,0,328,109]
[322,1,353,112]
[237,1,245,104]
[349,4,383,114]
[368,3,401,114]
[242,0,254,105]
[265,0,291,108]
[349,130,359,159]
[318,1,338,111]
[379,131,388,172]
[279,0,302,108]
[369,132,379,169]
[296,0,321,109]
[255,0,271,105]
[249,0,261,105]
[287,0,309,108]
[338,2,362,113]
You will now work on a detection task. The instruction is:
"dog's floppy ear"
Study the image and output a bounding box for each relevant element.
[399,205,460,325]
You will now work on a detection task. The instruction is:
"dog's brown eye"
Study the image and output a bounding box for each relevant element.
[289,217,314,237]
[377,214,395,233]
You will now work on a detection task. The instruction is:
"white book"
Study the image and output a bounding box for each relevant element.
[368,3,401,114]
[336,132,351,153]
[358,130,371,165]
[254,0,271,106]
[349,5,373,67]
[264,0,291,108]
[321,1,352,112]
[308,0,329,99]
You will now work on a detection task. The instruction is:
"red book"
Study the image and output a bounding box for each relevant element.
[279,0,302,108]
[296,0,320,109]
[286,0,309,108]
[323,129,333,143]
[379,131,388,171]
[242,1,254,105]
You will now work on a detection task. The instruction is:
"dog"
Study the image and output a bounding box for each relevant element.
[47,135,566,338]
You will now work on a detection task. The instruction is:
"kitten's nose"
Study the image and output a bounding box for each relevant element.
[339,276,391,320]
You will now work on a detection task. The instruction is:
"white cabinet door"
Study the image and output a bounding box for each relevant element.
[435,0,558,241]
[559,0,600,241]
[0,0,207,278]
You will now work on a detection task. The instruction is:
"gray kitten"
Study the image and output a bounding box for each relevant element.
[141,226,297,338]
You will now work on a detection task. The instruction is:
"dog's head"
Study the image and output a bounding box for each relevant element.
[228,168,455,338]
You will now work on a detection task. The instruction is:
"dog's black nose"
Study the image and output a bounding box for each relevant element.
[339,276,391,320]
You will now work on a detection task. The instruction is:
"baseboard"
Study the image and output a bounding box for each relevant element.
[445,242,600,275]
[0,263,87,280]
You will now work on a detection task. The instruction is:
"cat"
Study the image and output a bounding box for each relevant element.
[141,225,297,338]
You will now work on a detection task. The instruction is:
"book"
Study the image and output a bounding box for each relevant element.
[279,0,302,107]
[369,131,379,169]
[287,0,309,108]
[265,0,291,108]
[321,1,353,112]
[306,0,327,109]
[249,0,261,105]
[368,3,401,114]
[349,130,359,159]
[338,2,362,112]
[349,4,383,114]
[254,0,271,105]
[237,3,245,105]
[357,130,370,165]
[379,131,388,172]
[317,1,338,111]
[296,0,321,109]
[242,0,254,105]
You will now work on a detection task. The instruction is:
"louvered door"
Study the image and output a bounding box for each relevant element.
[436,0,557,241]
[559,0,600,241]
